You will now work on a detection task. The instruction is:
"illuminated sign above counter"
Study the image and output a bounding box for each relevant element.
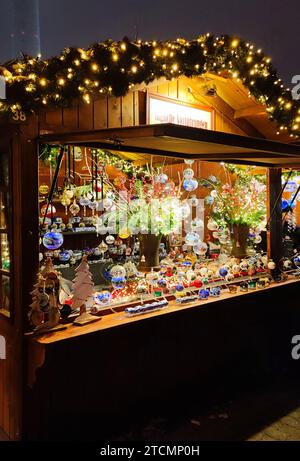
[147,94,214,130]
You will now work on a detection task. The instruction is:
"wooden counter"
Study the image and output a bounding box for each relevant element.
[24,277,300,440]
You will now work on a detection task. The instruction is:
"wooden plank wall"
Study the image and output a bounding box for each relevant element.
[38,77,256,138]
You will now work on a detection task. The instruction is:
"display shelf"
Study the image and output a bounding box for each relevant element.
[28,276,300,346]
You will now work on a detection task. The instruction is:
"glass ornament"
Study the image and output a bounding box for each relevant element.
[225,273,234,282]
[190,195,199,207]
[210,190,218,198]
[42,231,64,250]
[210,286,221,297]
[41,204,56,217]
[88,200,98,211]
[69,200,80,216]
[208,175,217,183]
[157,278,167,289]
[240,260,248,271]
[97,290,112,306]
[254,235,262,244]
[155,173,168,184]
[282,199,290,212]
[79,196,90,207]
[193,241,208,256]
[183,179,198,192]
[136,283,148,295]
[191,218,203,231]
[207,219,219,231]
[180,202,191,219]
[98,241,108,254]
[219,266,228,277]
[186,269,195,282]
[199,288,210,300]
[185,232,200,246]
[176,284,185,292]
[293,254,300,268]
[183,168,194,180]
[39,184,49,195]
[267,260,276,270]
[110,264,126,278]
[282,258,292,269]
[59,251,71,262]
[205,196,214,206]
[146,271,159,286]
[199,267,208,277]
[111,276,126,290]
[105,235,115,245]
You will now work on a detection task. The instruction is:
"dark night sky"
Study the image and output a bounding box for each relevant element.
[0,0,299,84]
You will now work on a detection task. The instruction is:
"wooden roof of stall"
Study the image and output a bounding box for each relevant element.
[40,122,300,168]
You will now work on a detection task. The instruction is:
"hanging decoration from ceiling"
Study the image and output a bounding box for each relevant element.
[0,34,299,136]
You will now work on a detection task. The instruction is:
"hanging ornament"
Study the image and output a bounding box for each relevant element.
[205,196,214,205]
[185,232,200,246]
[105,235,115,245]
[210,190,218,198]
[103,198,113,210]
[155,173,168,184]
[42,231,64,250]
[88,199,98,215]
[190,195,199,207]
[39,184,49,195]
[69,199,80,216]
[64,188,75,199]
[183,179,198,192]
[180,201,191,219]
[254,235,262,244]
[267,260,276,270]
[119,229,130,240]
[184,159,194,165]
[98,241,108,254]
[111,276,126,290]
[79,196,90,207]
[207,219,219,231]
[208,175,217,183]
[41,204,56,217]
[74,146,83,162]
[183,168,194,180]
[59,251,71,262]
[219,266,228,277]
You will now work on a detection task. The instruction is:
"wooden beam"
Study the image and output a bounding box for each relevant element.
[234,106,265,119]
[267,168,283,271]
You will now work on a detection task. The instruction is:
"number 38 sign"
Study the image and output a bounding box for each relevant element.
[10,109,27,123]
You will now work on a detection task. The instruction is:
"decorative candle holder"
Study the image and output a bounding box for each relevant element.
[248,280,257,290]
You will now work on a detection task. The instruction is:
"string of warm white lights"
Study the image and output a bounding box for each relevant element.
[1,34,299,137]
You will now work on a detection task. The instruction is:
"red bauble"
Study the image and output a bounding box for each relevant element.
[193,279,203,289]
[40,203,56,217]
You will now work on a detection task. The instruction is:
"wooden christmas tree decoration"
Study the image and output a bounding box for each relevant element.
[73,256,100,326]
[30,258,66,334]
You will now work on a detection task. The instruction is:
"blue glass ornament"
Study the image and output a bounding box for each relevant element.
[97,290,112,306]
[210,286,221,297]
[205,196,214,206]
[59,250,70,262]
[199,288,210,300]
[219,267,228,277]
[157,279,167,288]
[282,198,290,211]
[42,231,64,250]
[111,276,126,290]
[176,284,184,292]
[183,179,198,192]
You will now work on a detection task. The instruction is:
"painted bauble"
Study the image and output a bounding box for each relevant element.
[157,279,167,288]
[110,264,126,279]
[183,179,198,192]
[210,190,218,198]
[240,260,248,271]
[97,290,112,306]
[225,272,234,282]
[176,284,185,292]
[42,231,64,250]
[186,269,195,281]
[185,232,200,246]
[254,235,262,244]
[111,276,126,290]
[293,255,300,268]
[98,241,108,253]
[232,264,241,275]
[136,283,148,295]
[106,235,115,245]
[69,201,80,216]
[193,278,203,289]
[39,184,49,195]
[210,286,221,297]
[199,288,210,300]
[267,260,276,270]
[283,259,292,269]
[207,219,219,231]
[156,173,168,184]
[146,271,159,286]
[183,168,194,179]
[193,241,208,256]
[208,175,217,183]
[205,196,214,206]
[219,266,228,277]
[41,204,56,217]
[282,198,290,212]
[59,251,71,262]
[79,196,90,207]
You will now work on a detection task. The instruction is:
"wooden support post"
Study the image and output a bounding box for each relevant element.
[267,168,282,270]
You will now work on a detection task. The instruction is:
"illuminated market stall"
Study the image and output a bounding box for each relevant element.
[1,34,300,440]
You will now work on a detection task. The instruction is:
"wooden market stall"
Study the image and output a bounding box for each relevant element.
[1,35,300,440]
